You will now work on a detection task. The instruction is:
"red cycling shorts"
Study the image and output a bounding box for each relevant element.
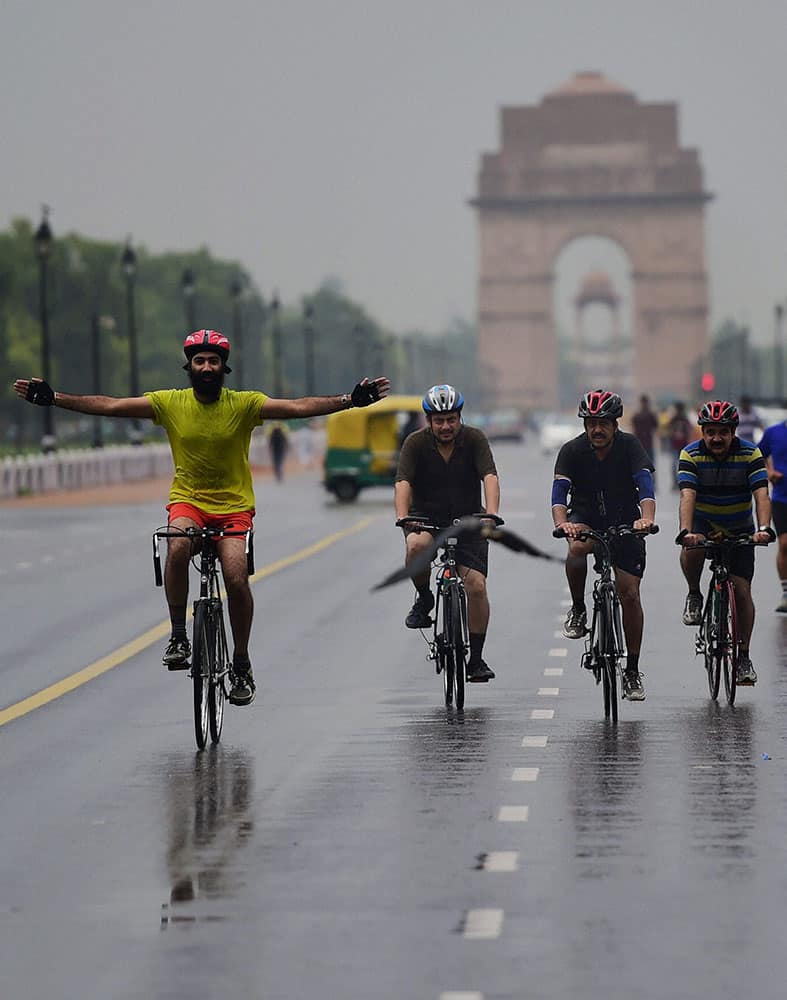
[167,502,255,533]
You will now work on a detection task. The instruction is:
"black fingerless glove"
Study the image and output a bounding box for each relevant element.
[26,380,55,406]
[350,380,380,408]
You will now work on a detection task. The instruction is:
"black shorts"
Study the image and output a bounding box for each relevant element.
[404,525,489,577]
[692,518,755,582]
[568,515,646,578]
[772,500,787,537]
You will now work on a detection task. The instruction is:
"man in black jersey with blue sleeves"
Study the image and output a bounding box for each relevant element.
[551,390,656,701]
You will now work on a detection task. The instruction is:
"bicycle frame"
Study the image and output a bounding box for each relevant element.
[680,535,752,705]
[397,513,502,710]
[554,523,657,722]
[152,526,254,748]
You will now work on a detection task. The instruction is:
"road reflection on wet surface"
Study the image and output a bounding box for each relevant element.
[160,747,255,928]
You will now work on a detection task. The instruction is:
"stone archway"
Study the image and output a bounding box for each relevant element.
[472,71,712,410]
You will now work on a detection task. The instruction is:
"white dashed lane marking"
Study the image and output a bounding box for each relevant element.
[480,851,519,872]
[440,993,483,1000]
[463,909,504,940]
[538,687,560,696]
[531,709,554,720]
[512,767,540,782]
[544,667,564,676]
[548,648,567,657]
[522,735,548,747]
[498,805,529,822]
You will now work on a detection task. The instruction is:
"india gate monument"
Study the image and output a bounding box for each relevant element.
[472,71,712,409]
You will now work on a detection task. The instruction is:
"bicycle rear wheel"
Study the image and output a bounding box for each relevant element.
[209,603,229,744]
[701,588,721,700]
[191,603,212,750]
[721,581,738,705]
[448,586,466,711]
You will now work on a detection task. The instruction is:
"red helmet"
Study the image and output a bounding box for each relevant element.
[182,330,232,373]
[578,389,623,420]
[697,400,738,427]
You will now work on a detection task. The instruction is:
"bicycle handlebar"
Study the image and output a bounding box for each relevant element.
[397,513,504,532]
[152,526,255,586]
[674,527,771,548]
[552,523,659,542]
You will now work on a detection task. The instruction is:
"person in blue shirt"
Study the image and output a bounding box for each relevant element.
[757,416,787,612]
[677,400,773,684]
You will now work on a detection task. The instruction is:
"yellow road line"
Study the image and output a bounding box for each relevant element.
[0,517,375,728]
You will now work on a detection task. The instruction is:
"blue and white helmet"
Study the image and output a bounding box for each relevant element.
[422,384,464,414]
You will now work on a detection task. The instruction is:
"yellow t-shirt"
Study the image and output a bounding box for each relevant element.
[145,387,268,513]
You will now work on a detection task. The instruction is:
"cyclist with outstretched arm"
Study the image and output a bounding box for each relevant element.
[14,329,389,706]
[551,389,656,702]
[677,400,772,685]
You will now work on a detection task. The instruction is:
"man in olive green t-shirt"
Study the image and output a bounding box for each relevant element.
[14,329,389,707]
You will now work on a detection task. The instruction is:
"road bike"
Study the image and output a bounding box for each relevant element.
[675,531,758,706]
[554,523,658,722]
[397,514,504,711]
[153,526,254,749]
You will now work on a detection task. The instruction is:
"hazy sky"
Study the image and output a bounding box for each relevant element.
[3,0,786,343]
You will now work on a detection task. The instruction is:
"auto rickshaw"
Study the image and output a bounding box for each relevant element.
[323,395,424,502]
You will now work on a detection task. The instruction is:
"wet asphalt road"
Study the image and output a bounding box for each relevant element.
[1,442,787,1000]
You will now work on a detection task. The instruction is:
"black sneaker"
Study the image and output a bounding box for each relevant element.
[563,606,587,639]
[163,636,191,671]
[467,659,495,682]
[622,670,646,701]
[736,655,757,686]
[405,592,435,629]
[682,592,703,626]
[229,665,256,706]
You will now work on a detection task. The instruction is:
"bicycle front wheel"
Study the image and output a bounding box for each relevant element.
[209,603,229,744]
[701,588,721,700]
[721,581,738,705]
[192,603,212,750]
[598,590,618,722]
[437,592,454,706]
[448,586,467,711]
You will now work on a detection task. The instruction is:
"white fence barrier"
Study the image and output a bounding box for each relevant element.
[0,428,323,500]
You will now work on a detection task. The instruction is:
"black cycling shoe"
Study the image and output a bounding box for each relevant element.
[229,666,256,706]
[467,659,495,682]
[405,592,435,629]
[163,636,191,671]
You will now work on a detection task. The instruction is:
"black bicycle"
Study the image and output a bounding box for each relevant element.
[675,531,761,705]
[397,514,504,710]
[153,526,254,749]
[554,523,658,722]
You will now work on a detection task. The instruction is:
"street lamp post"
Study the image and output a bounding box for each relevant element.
[181,268,196,331]
[271,291,283,396]
[33,207,56,452]
[230,278,244,389]
[353,324,366,375]
[121,241,142,443]
[776,303,785,404]
[303,302,315,396]
[90,312,103,448]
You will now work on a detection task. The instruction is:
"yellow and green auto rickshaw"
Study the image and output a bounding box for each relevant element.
[323,395,425,502]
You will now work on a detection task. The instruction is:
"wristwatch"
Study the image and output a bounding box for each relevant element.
[758,524,771,532]
[340,393,352,408]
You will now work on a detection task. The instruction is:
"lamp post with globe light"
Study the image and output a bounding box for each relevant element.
[181,268,196,331]
[121,240,142,443]
[33,207,56,452]
[230,277,244,389]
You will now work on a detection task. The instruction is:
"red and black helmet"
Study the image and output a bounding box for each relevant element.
[578,389,623,420]
[182,330,232,373]
[697,400,738,427]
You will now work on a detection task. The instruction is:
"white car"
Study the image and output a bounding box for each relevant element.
[539,415,578,454]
